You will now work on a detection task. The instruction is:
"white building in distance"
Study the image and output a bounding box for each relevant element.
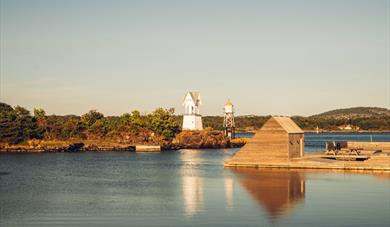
[182,91,203,130]
[223,99,235,138]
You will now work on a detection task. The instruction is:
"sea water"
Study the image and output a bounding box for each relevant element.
[1,133,389,226]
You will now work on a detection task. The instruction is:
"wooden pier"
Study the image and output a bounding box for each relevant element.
[224,116,390,171]
[225,154,390,171]
[135,145,161,152]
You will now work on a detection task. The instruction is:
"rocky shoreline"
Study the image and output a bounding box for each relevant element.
[0,143,136,153]
[0,131,247,153]
[0,141,246,153]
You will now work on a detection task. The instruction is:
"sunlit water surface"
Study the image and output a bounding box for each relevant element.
[1,134,390,226]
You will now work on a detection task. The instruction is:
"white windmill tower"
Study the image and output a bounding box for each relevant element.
[223,99,235,138]
[182,91,203,130]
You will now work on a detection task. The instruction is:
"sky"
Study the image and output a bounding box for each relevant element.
[0,0,389,116]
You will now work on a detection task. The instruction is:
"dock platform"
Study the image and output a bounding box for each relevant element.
[135,145,161,152]
[225,153,390,171]
[224,117,390,172]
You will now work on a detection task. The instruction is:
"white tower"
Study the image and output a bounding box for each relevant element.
[223,99,235,138]
[182,91,203,130]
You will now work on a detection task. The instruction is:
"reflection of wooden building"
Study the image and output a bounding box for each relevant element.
[225,116,304,167]
[232,168,305,218]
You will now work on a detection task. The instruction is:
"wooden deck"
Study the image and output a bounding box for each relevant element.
[135,145,161,152]
[225,153,390,171]
[225,139,390,171]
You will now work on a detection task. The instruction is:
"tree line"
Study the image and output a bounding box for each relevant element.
[1,102,389,144]
[0,102,179,144]
[291,116,390,131]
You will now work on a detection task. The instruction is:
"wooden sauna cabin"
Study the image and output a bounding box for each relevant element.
[225,116,304,167]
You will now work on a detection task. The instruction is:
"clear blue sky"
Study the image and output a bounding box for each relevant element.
[1,0,389,116]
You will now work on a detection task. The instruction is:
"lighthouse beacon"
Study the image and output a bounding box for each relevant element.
[223,99,235,138]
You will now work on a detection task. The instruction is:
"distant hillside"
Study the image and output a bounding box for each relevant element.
[312,107,390,119]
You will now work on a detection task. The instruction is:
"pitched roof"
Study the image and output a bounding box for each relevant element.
[183,91,201,105]
[189,91,200,102]
[273,116,304,133]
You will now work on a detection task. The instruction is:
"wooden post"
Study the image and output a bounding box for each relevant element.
[300,138,304,157]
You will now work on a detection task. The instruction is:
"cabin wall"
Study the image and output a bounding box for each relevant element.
[288,134,303,159]
[228,118,289,164]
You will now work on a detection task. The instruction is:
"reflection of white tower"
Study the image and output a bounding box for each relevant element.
[223,100,235,138]
[225,178,234,210]
[181,150,204,217]
[182,92,203,130]
[183,176,204,216]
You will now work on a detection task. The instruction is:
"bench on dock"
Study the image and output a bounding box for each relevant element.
[325,142,345,155]
[324,141,383,161]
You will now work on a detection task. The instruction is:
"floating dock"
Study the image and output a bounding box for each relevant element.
[135,145,161,152]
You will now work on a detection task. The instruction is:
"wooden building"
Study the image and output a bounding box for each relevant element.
[225,116,304,167]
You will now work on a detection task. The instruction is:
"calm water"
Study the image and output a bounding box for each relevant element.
[1,134,390,226]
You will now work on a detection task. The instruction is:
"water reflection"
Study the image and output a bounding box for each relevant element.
[182,176,204,216]
[224,178,234,210]
[180,150,204,217]
[231,168,305,219]
[1,151,389,226]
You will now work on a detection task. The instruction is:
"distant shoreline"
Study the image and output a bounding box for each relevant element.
[238,130,390,133]
[303,130,390,133]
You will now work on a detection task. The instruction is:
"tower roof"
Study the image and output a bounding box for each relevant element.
[225,99,233,106]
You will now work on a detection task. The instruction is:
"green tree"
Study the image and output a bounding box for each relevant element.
[81,110,104,128]
[33,108,46,119]
[147,108,180,138]
[0,103,20,144]
[119,113,132,126]
[14,106,43,141]
[0,103,43,144]
[118,110,145,132]
[89,118,111,137]
[130,110,144,130]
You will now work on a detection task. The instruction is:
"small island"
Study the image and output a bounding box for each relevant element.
[0,101,248,152]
